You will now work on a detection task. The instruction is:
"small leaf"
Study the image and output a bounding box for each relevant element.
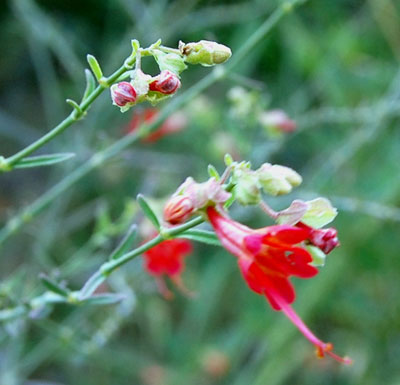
[82,68,96,101]
[109,224,137,260]
[0,306,27,322]
[207,164,220,180]
[307,245,326,267]
[277,200,309,225]
[14,153,75,169]
[87,54,103,81]
[80,293,126,306]
[178,229,221,246]
[39,274,70,297]
[302,198,338,228]
[137,194,160,229]
[224,153,234,166]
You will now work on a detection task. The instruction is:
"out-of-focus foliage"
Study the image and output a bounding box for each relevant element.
[1,0,400,384]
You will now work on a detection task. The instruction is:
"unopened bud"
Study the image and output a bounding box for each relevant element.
[233,170,261,205]
[149,70,181,95]
[258,109,297,136]
[163,195,194,225]
[173,177,231,210]
[180,40,232,66]
[298,222,340,254]
[309,227,340,254]
[257,163,302,196]
[111,82,137,107]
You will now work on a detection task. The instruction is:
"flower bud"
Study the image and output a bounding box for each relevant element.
[173,177,231,210]
[298,222,340,254]
[257,163,302,196]
[180,40,232,66]
[163,195,194,225]
[149,70,181,95]
[259,110,296,136]
[309,227,340,254]
[233,170,261,205]
[110,82,137,107]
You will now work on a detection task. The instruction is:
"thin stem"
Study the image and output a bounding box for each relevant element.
[157,46,182,55]
[4,58,135,169]
[259,200,279,220]
[81,216,204,297]
[0,0,307,247]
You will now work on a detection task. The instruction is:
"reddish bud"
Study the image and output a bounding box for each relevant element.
[164,195,194,225]
[111,82,137,107]
[149,70,181,95]
[298,222,340,254]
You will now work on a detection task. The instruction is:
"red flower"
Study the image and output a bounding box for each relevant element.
[126,108,187,142]
[143,236,193,299]
[149,70,181,95]
[207,206,352,364]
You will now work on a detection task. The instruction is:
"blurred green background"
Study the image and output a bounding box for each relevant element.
[1,0,400,384]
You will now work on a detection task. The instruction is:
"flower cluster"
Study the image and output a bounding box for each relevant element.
[111,40,231,112]
[153,159,352,364]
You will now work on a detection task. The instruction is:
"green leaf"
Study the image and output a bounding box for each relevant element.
[87,54,103,81]
[207,164,220,180]
[82,68,96,101]
[39,274,70,297]
[109,224,137,260]
[307,245,326,267]
[14,153,75,169]
[80,293,126,306]
[301,198,338,228]
[137,194,160,229]
[224,153,234,166]
[178,229,221,246]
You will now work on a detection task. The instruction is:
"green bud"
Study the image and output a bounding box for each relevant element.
[153,51,187,75]
[233,166,261,205]
[180,40,232,66]
[257,163,302,196]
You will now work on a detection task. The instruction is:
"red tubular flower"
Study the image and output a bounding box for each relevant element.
[149,70,181,95]
[126,108,187,142]
[206,206,352,364]
[111,81,137,106]
[143,236,193,299]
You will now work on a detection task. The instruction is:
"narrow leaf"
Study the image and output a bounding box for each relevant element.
[178,229,221,246]
[82,68,96,101]
[80,293,126,306]
[109,224,137,260]
[14,153,75,169]
[87,54,103,81]
[39,274,70,297]
[137,194,160,229]
[208,164,220,180]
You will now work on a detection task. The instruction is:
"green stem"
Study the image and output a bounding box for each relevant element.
[4,58,135,169]
[81,215,205,298]
[0,0,306,246]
